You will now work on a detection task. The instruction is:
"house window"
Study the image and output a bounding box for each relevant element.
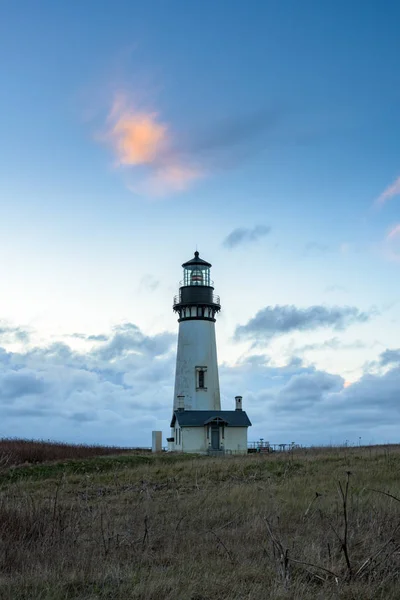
[196,366,207,390]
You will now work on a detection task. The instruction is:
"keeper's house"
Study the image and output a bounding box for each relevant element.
[170,397,251,455]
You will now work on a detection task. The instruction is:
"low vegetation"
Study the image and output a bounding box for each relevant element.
[0,438,147,468]
[1,443,400,599]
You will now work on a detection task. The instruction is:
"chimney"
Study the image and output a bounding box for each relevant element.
[235,395,243,411]
[177,395,185,411]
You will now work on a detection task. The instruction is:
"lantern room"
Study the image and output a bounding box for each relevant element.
[173,250,220,319]
[182,251,212,287]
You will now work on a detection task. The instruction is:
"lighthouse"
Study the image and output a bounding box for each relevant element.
[172,251,221,411]
[168,251,252,454]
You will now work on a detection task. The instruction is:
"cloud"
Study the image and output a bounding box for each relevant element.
[87,334,109,342]
[296,337,368,353]
[0,322,30,344]
[303,242,330,256]
[70,333,109,342]
[387,224,400,240]
[382,223,400,262]
[376,176,400,206]
[97,93,294,197]
[379,348,400,366]
[0,323,177,446]
[109,110,167,166]
[332,369,400,413]
[324,284,348,293]
[139,275,160,293]
[1,320,400,447]
[143,164,201,195]
[94,323,175,362]
[102,93,202,196]
[269,365,400,435]
[222,225,271,249]
[220,352,400,445]
[235,304,373,343]
[0,370,47,401]
[275,371,343,411]
[184,108,283,157]
[69,411,98,423]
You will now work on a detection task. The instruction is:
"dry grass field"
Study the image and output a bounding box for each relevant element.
[1,442,400,599]
[0,439,147,466]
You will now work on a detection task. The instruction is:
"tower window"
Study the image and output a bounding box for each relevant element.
[196,366,207,390]
[198,370,205,388]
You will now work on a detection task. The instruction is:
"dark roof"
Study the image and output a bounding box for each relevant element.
[182,251,212,268]
[171,410,252,428]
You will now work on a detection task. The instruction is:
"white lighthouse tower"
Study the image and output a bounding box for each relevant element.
[169,251,252,454]
[172,251,221,411]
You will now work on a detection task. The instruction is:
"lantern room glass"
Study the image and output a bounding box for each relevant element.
[183,265,211,286]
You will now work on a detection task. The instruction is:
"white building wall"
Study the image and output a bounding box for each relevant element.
[181,427,207,453]
[173,319,221,411]
[223,427,248,454]
[173,424,182,450]
[173,426,248,454]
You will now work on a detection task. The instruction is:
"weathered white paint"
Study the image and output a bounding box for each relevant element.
[172,425,248,454]
[173,424,182,450]
[182,427,207,453]
[152,431,162,452]
[222,427,248,454]
[173,319,221,411]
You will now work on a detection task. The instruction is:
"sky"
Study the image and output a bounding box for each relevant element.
[0,0,399,448]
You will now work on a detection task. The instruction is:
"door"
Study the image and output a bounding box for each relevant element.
[211,424,220,450]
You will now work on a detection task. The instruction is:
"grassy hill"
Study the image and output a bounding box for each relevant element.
[1,441,400,599]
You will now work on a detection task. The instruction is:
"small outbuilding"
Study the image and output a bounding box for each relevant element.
[170,398,251,455]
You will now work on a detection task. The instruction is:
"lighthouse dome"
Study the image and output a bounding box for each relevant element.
[182,251,211,268]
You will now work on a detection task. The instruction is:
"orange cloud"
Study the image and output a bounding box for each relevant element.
[111,113,167,166]
[343,380,352,388]
[153,164,202,191]
[376,176,400,206]
[103,93,202,196]
[129,164,203,198]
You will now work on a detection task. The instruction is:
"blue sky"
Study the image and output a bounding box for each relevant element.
[0,1,399,447]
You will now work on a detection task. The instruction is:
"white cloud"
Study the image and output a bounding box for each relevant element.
[0,321,399,448]
[0,323,176,446]
[235,304,374,343]
[222,225,271,249]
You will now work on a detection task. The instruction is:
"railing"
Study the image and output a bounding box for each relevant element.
[248,441,300,453]
[173,293,220,306]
